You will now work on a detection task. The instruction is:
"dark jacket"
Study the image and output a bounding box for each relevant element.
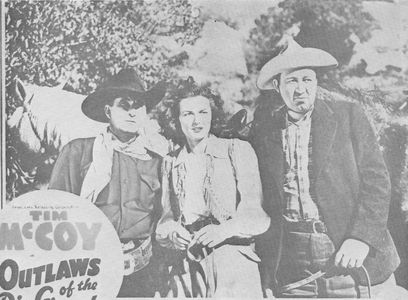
[251,93,400,292]
[49,137,162,239]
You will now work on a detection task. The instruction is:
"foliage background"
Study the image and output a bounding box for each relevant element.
[5,0,408,287]
[5,0,202,197]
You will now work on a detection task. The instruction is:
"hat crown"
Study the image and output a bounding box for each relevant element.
[257,38,338,90]
[280,38,303,55]
[81,68,166,122]
[102,68,146,93]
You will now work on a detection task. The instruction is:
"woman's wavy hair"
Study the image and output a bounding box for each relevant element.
[158,77,226,146]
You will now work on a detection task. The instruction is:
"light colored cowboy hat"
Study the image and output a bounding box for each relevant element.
[257,38,338,90]
[82,68,166,122]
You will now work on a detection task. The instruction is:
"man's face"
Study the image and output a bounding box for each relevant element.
[105,97,147,136]
[178,96,212,146]
[278,68,318,115]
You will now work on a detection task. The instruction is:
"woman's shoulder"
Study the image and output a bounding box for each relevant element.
[217,136,253,150]
[208,136,255,159]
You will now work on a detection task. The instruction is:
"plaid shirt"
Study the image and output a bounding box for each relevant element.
[282,110,320,221]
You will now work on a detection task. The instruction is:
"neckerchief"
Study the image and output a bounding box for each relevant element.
[80,126,169,203]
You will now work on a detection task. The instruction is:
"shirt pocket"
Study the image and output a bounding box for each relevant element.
[139,173,160,193]
[126,173,160,212]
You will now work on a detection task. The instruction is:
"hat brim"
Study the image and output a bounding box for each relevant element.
[257,48,338,90]
[82,81,166,123]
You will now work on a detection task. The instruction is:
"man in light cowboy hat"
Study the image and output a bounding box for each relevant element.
[251,39,402,298]
[49,68,169,297]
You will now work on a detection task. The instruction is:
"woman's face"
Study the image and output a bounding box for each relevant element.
[178,96,212,146]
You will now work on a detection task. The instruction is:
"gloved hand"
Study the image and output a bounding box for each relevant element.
[334,238,370,269]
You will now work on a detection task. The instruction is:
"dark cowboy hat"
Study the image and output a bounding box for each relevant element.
[82,68,166,122]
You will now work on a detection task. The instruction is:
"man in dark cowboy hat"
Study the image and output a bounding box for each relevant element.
[251,39,403,298]
[49,68,169,297]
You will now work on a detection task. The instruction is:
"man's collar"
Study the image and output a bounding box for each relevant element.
[286,107,314,127]
[269,91,334,124]
[261,88,336,143]
[107,126,169,158]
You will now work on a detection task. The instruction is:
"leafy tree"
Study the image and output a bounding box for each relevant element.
[248,0,375,73]
[6,0,202,98]
[5,0,202,200]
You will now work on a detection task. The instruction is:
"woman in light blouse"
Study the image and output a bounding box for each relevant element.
[156,78,270,297]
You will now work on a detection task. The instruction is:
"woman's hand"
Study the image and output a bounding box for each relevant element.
[170,225,192,250]
[192,224,233,248]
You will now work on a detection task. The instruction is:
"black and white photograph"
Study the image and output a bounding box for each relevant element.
[1,0,408,299]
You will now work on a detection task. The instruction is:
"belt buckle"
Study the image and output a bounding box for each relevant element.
[312,220,326,234]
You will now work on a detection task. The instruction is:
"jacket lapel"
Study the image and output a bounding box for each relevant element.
[312,99,337,181]
[261,107,286,201]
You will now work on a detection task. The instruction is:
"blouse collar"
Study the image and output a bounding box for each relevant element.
[174,135,229,166]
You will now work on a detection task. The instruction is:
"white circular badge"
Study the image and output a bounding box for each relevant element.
[0,190,123,300]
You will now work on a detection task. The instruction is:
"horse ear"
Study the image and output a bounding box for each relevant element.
[228,109,248,130]
[220,109,250,139]
[15,78,27,104]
